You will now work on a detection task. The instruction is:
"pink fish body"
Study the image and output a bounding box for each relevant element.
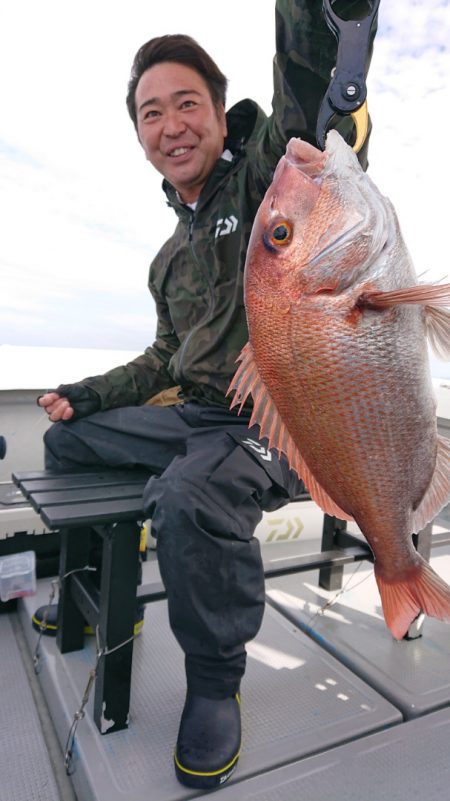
[229,131,450,639]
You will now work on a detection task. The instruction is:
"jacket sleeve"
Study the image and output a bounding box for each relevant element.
[81,287,181,410]
[253,0,375,180]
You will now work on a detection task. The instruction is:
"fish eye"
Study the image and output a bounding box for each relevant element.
[264,219,293,252]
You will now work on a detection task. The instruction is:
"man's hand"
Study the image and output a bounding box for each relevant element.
[37,383,101,422]
[38,392,75,422]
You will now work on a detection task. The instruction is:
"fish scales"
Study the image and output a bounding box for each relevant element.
[254,300,435,520]
[229,131,450,639]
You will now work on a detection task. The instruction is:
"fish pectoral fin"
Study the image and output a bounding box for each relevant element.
[358,283,450,360]
[357,282,450,310]
[227,342,353,521]
[426,306,450,361]
[412,435,450,533]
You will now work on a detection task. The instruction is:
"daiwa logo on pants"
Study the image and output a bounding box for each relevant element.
[215,215,238,238]
[241,438,272,462]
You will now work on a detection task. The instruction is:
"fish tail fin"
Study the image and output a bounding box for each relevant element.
[375,556,450,640]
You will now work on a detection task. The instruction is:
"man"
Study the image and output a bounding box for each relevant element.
[36,1,375,790]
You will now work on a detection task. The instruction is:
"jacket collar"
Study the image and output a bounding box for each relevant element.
[162,98,265,219]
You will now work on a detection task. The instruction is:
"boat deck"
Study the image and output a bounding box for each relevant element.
[2,502,450,801]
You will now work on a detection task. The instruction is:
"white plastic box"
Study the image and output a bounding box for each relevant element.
[0,551,36,602]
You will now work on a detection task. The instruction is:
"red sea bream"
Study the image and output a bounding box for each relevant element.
[229,131,450,639]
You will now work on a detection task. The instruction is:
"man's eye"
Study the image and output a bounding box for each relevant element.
[181,100,196,109]
[143,109,160,120]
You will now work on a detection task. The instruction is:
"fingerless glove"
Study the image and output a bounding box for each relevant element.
[37,382,102,420]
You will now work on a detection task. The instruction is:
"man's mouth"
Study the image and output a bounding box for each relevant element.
[168,146,192,157]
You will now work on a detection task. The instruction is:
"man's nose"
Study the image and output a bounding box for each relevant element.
[163,109,187,136]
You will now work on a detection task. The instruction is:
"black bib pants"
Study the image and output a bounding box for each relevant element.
[44,402,304,698]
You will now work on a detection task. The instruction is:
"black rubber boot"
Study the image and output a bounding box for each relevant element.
[31,603,145,637]
[174,692,241,789]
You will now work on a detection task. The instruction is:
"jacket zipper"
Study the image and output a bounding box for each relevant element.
[176,211,215,383]
[174,154,245,385]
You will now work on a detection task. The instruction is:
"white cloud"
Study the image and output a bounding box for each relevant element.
[0,0,449,376]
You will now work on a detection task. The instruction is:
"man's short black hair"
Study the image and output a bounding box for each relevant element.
[126,34,228,129]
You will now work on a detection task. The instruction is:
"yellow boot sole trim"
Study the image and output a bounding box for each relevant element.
[31,614,57,632]
[174,693,241,778]
[174,748,241,778]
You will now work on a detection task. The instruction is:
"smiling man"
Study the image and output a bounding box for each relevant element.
[135,62,228,204]
[35,1,377,790]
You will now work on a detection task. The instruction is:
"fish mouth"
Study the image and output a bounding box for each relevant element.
[284,138,328,182]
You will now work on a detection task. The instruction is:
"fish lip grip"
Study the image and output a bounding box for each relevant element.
[316,0,380,153]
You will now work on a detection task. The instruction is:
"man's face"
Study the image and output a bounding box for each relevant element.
[135,61,227,204]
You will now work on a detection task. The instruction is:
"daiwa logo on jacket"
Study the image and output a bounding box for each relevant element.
[215,215,238,238]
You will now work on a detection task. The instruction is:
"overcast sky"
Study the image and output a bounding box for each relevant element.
[1,1,450,377]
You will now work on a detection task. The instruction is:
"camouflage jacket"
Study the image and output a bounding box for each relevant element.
[82,0,374,411]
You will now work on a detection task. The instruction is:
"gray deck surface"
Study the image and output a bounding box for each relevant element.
[2,514,450,801]
[200,705,450,801]
[267,536,450,719]
[0,615,60,801]
[17,565,400,801]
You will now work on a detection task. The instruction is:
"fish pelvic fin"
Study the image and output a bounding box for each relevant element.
[375,556,450,640]
[412,435,450,533]
[227,342,353,521]
[357,281,450,310]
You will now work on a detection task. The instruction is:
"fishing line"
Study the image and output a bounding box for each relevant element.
[8,411,52,447]
[305,560,372,631]
[29,411,52,431]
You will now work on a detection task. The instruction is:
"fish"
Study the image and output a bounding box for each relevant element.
[228,130,450,640]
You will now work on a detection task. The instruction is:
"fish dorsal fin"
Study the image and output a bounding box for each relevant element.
[227,342,353,521]
[426,307,450,361]
[412,435,450,534]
